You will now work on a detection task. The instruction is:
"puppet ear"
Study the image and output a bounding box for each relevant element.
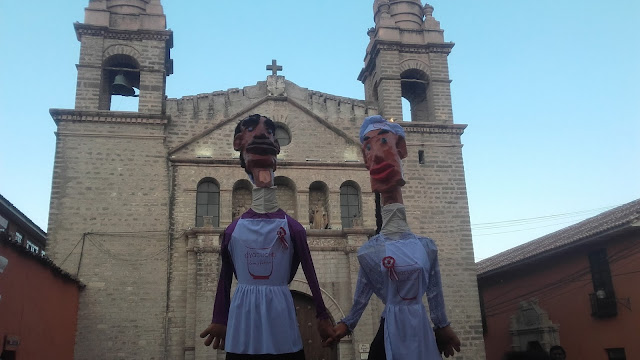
[396,137,408,159]
[273,138,281,154]
[233,133,243,151]
[361,146,371,170]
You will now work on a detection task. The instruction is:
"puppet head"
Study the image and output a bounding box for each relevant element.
[233,114,280,187]
[360,115,408,201]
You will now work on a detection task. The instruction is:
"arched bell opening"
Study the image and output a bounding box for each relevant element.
[400,68,429,122]
[99,54,141,111]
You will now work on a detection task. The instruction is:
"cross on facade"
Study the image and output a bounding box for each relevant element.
[266,59,283,76]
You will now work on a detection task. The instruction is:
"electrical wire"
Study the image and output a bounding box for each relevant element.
[482,240,640,317]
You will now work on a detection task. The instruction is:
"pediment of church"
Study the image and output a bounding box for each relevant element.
[169,96,364,164]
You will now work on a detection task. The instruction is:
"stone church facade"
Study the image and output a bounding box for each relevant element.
[47,0,485,359]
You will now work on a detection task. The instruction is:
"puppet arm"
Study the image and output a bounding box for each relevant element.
[291,226,335,342]
[424,238,449,329]
[424,238,460,357]
[291,226,329,320]
[201,232,233,349]
[340,267,374,334]
[323,268,374,346]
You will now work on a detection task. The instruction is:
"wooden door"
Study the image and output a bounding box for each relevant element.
[292,291,338,360]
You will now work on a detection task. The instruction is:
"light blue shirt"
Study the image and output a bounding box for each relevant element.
[341,231,450,331]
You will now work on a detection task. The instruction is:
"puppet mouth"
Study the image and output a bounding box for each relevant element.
[369,162,396,180]
[246,140,279,155]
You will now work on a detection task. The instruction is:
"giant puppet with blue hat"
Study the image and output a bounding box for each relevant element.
[325,115,461,359]
[200,114,335,360]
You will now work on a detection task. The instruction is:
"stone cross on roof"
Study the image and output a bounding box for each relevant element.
[266,59,283,76]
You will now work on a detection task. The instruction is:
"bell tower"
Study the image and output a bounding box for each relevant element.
[359,0,452,123]
[74,0,172,113]
[359,2,487,359]
[47,1,173,358]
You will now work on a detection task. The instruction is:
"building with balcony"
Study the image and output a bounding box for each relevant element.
[477,199,640,360]
[0,194,46,256]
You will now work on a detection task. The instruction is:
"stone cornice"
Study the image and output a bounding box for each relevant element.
[358,41,455,82]
[169,157,367,169]
[50,109,169,125]
[74,22,173,45]
[401,122,467,136]
[183,227,374,253]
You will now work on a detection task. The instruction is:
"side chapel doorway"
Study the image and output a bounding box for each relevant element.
[292,291,338,360]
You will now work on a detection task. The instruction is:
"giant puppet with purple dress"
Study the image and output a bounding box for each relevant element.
[327,115,462,359]
[200,114,334,360]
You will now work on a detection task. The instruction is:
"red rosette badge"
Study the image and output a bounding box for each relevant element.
[277,227,288,249]
[382,256,399,281]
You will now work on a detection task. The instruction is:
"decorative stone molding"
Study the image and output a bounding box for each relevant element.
[74,23,173,43]
[402,123,467,136]
[399,59,430,75]
[50,109,169,125]
[510,299,560,352]
[103,44,141,62]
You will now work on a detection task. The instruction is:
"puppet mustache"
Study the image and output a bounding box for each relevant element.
[246,139,279,155]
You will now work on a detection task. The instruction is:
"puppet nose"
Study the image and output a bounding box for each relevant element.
[371,151,385,164]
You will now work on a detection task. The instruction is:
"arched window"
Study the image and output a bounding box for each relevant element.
[309,181,329,229]
[400,69,429,122]
[274,122,292,147]
[340,182,361,229]
[196,179,220,227]
[275,176,297,218]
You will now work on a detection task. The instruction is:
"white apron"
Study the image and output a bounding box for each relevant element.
[225,217,303,354]
[382,237,440,360]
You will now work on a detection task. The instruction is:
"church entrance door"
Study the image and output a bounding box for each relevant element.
[292,291,338,360]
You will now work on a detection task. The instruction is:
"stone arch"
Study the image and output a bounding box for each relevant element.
[289,279,345,322]
[103,44,142,63]
[232,179,252,221]
[399,59,430,75]
[309,181,330,229]
[275,176,297,219]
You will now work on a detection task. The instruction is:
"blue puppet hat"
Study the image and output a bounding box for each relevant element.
[359,115,406,144]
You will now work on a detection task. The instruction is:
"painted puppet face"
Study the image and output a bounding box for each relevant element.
[233,115,280,173]
[361,129,407,194]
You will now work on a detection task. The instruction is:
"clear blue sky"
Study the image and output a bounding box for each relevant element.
[1,1,638,261]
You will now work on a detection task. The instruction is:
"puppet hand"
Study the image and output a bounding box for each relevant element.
[434,325,461,358]
[200,323,227,350]
[318,318,336,347]
[322,322,349,347]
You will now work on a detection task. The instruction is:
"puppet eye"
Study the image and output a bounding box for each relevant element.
[366,144,371,151]
[247,126,254,132]
[381,138,387,144]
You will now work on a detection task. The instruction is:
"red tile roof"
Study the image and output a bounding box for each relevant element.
[477,198,640,276]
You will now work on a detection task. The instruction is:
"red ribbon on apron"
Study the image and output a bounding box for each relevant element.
[277,226,288,249]
[382,256,399,281]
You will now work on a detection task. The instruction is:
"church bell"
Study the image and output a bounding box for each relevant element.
[111,72,136,96]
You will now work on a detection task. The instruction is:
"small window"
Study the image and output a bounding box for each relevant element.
[340,183,361,229]
[418,150,425,164]
[196,180,220,227]
[275,123,291,146]
[606,348,626,360]
[15,232,23,244]
[41,250,46,257]
[0,215,8,230]
[26,240,39,254]
[589,248,617,317]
